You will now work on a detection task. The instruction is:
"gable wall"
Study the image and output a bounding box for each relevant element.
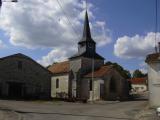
[0,56,52,99]
[51,74,69,98]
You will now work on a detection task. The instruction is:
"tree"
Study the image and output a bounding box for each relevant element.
[105,61,131,79]
[132,69,146,78]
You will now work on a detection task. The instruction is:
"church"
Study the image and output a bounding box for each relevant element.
[48,11,130,101]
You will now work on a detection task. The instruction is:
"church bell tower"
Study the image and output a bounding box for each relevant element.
[78,11,96,56]
[69,10,104,99]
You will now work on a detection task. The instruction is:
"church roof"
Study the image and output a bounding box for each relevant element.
[69,51,104,60]
[48,61,69,74]
[78,11,95,44]
[84,65,113,78]
[0,53,53,75]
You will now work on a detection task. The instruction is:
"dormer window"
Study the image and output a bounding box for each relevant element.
[56,79,59,89]
[18,61,22,70]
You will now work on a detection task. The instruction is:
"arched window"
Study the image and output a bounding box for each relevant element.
[18,61,22,70]
[110,77,116,92]
[56,79,59,89]
[89,80,92,91]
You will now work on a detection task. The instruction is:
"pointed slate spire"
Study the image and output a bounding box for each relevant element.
[82,11,92,40]
[78,10,96,44]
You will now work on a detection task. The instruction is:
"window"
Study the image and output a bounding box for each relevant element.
[56,79,59,89]
[0,83,2,96]
[18,61,22,70]
[89,80,92,91]
[110,77,116,92]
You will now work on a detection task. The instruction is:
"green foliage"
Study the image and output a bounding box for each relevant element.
[132,69,146,78]
[105,61,131,79]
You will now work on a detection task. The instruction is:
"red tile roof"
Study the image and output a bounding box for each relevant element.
[129,78,147,85]
[48,61,69,74]
[84,65,113,78]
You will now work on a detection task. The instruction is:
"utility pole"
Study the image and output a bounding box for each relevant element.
[85,0,94,101]
[155,0,158,53]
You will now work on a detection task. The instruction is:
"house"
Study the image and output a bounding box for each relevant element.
[48,11,130,101]
[129,77,148,94]
[146,45,160,107]
[0,53,52,99]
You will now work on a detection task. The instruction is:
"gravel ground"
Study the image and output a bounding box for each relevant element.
[0,100,148,120]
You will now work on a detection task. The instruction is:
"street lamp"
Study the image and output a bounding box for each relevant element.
[0,0,18,9]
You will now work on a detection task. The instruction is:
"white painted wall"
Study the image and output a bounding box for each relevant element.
[89,79,104,101]
[132,84,147,94]
[51,74,69,98]
[148,62,160,107]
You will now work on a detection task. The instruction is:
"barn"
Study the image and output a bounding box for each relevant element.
[0,53,52,99]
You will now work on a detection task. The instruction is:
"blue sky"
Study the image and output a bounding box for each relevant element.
[0,0,160,73]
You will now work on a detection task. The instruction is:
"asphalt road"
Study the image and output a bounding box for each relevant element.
[0,100,147,120]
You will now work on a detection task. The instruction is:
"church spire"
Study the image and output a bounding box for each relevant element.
[79,10,95,44]
[82,11,92,40]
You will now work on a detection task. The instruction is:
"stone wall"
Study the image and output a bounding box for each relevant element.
[88,78,104,101]
[81,57,104,75]
[0,54,52,99]
[103,70,129,100]
[147,62,160,107]
[69,57,104,99]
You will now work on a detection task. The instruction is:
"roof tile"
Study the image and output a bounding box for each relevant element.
[48,61,69,74]
[84,65,113,78]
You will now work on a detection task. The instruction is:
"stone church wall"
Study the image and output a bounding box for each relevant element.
[69,58,82,97]
[51,74,69,98]
[103,70,129,100]
[81,57,104,75]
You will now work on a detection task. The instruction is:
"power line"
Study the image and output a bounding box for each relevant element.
[56,0,80,39]
[155,0,158,53]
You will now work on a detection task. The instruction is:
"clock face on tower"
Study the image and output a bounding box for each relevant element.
[88,43,93,48]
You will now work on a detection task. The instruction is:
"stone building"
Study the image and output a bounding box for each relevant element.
[48,11,130,101]
[0,53,52,99]
[146,47,160,107]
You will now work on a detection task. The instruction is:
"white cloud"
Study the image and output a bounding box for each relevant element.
[114,32,160,59]
[139,62,147,74]
[37,46,76,66]
[0,40,6,49]
[94,21,111,47]
[0,0,111,65]
[0,0,111,48]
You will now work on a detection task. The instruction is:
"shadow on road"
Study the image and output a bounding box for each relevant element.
[0,107,131,120]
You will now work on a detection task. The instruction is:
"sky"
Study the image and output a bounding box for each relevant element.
[0,0,160,73]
